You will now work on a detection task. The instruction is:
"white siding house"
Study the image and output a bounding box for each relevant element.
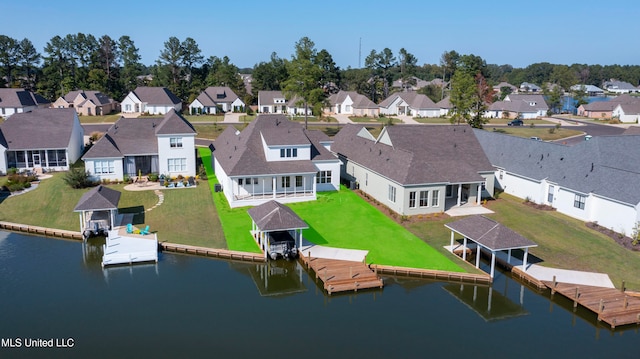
[476,130,640,236]
[121,87,182,115]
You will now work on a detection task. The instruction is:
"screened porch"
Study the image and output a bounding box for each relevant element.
[6,149,68,170]
[124,155,159,176]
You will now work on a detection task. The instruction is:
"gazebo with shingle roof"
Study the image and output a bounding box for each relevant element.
[247,200,308,259]
[445,215,537,278]
[74,185,121,239]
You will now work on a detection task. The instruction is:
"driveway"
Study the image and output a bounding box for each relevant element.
[332,113,353,124]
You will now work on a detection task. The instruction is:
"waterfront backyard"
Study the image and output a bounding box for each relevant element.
[2,148,640,288]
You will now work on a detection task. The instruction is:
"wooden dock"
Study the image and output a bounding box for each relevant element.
[0,221,83,240]
[160,242,266,263]
[544,281,640,329]
[299,254,383,295]
[372,264,491,284]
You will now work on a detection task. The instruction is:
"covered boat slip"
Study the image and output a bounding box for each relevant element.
[247,200,308,259]
[73,185,121,239]
[445,215,537,278]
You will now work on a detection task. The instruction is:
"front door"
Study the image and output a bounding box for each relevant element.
[32,153,41,167]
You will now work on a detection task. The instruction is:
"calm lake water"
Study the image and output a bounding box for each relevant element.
[0,231,638,359]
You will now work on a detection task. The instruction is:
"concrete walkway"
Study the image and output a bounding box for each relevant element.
[331,114,354,124]
[396,115,420,124]
[299,239,368,262]
[445,204,494,217]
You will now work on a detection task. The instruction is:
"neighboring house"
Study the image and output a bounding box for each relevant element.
[189,86,245,115]
[0,108,83,174]
[52,90,118,116]
[603,80,638,94]
[493,82,518,95]
[326,91,379,117]
[378,92,440,117]
[570,84,605,96]
[82,109,196,181]
[121,87,182,115]
[612,102,640,123]
[436,96,452,116]
[392,76,430,91]
[576,94,639,119]
[257,91,309,115]
[211,114,341,208]
[519,82,541,93]
[0,88,50,118]
[331,124,495,216]
[486,94,548,119]
[475,129,640,236]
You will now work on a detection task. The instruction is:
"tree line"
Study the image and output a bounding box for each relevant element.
[2,33,640,116]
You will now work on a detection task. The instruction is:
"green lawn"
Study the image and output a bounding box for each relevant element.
[198,147,261,253]
[183,114,225,123]
[349,116,401,124]
[0,172,225,248]
[77,114,122,124]
[486,127,584,141]
[288,189,464,271]
[413,117,452,124]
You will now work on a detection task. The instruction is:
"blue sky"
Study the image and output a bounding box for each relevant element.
[4,0,639,69]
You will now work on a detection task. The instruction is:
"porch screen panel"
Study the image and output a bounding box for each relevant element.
[151,156,159,173]
[125,157,136,175]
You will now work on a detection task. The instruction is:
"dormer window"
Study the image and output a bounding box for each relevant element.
[279,148,298,158]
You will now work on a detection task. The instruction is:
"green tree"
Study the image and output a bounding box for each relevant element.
[450,71,491,128]
[315,49,340,93]
[118,36,143,94]
[364,48,395,100]
[499,86,513,100]
[543,83,563,115]
[252,52,288,96]
[205,55,246,101]
[16,38,40,91]
[572,85,589,113]
[181,37,204,96]
[398,48,418,90]
[282,37,323,129]
[96,35,120,97]
[157,36,184,97]
[0,35,19,87]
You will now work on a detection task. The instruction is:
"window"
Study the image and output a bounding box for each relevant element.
[499,170,504,180]
[238,178,243,185]
[94,160,115,174]
[409,191,416,208]
[292,148,297,157]
[295,176,303,187]
[574,194,586,210]
[125,104,131,112]
[281,176,291,188]
[420,191,429,207]
[388,185,396,203]
[280,149,285,158]
[168,158,186,172]
[431,190,440,207]
[253,178,259,185]
[365,173,368,186]
[286,148,291,157]
[170,137,183,148]
[548,185,554,203]
[316,171,332,184]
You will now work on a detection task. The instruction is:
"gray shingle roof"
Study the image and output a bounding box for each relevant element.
[328,91,377,109]
[474,129,640,205]
[131,87,181,105]
[0,88,50,108]
[379,92,438,110]
[0,108,78,150]
[74,185,121,211]
[195,86,240,106]
[332,124,493,185]
[83,110,194,159]
[247,200,308,231]
[445,215,537,251]
[212,114,334,177]
[258,91,286,106]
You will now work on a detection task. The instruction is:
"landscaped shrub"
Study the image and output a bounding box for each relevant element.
[5,172,37,192]
[148,173,159,182]
[198,164,207,180]
[63,168,96,189]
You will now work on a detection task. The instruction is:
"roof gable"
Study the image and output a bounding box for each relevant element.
[74,185,121,211]
[0,108,78,150]
[247,200,308,231]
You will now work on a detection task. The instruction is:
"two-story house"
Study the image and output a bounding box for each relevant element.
[82,109,196,181]
[211,114,341,208]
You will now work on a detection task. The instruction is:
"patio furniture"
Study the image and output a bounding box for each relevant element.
[126,223,134,234]
[140,225,150,235]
